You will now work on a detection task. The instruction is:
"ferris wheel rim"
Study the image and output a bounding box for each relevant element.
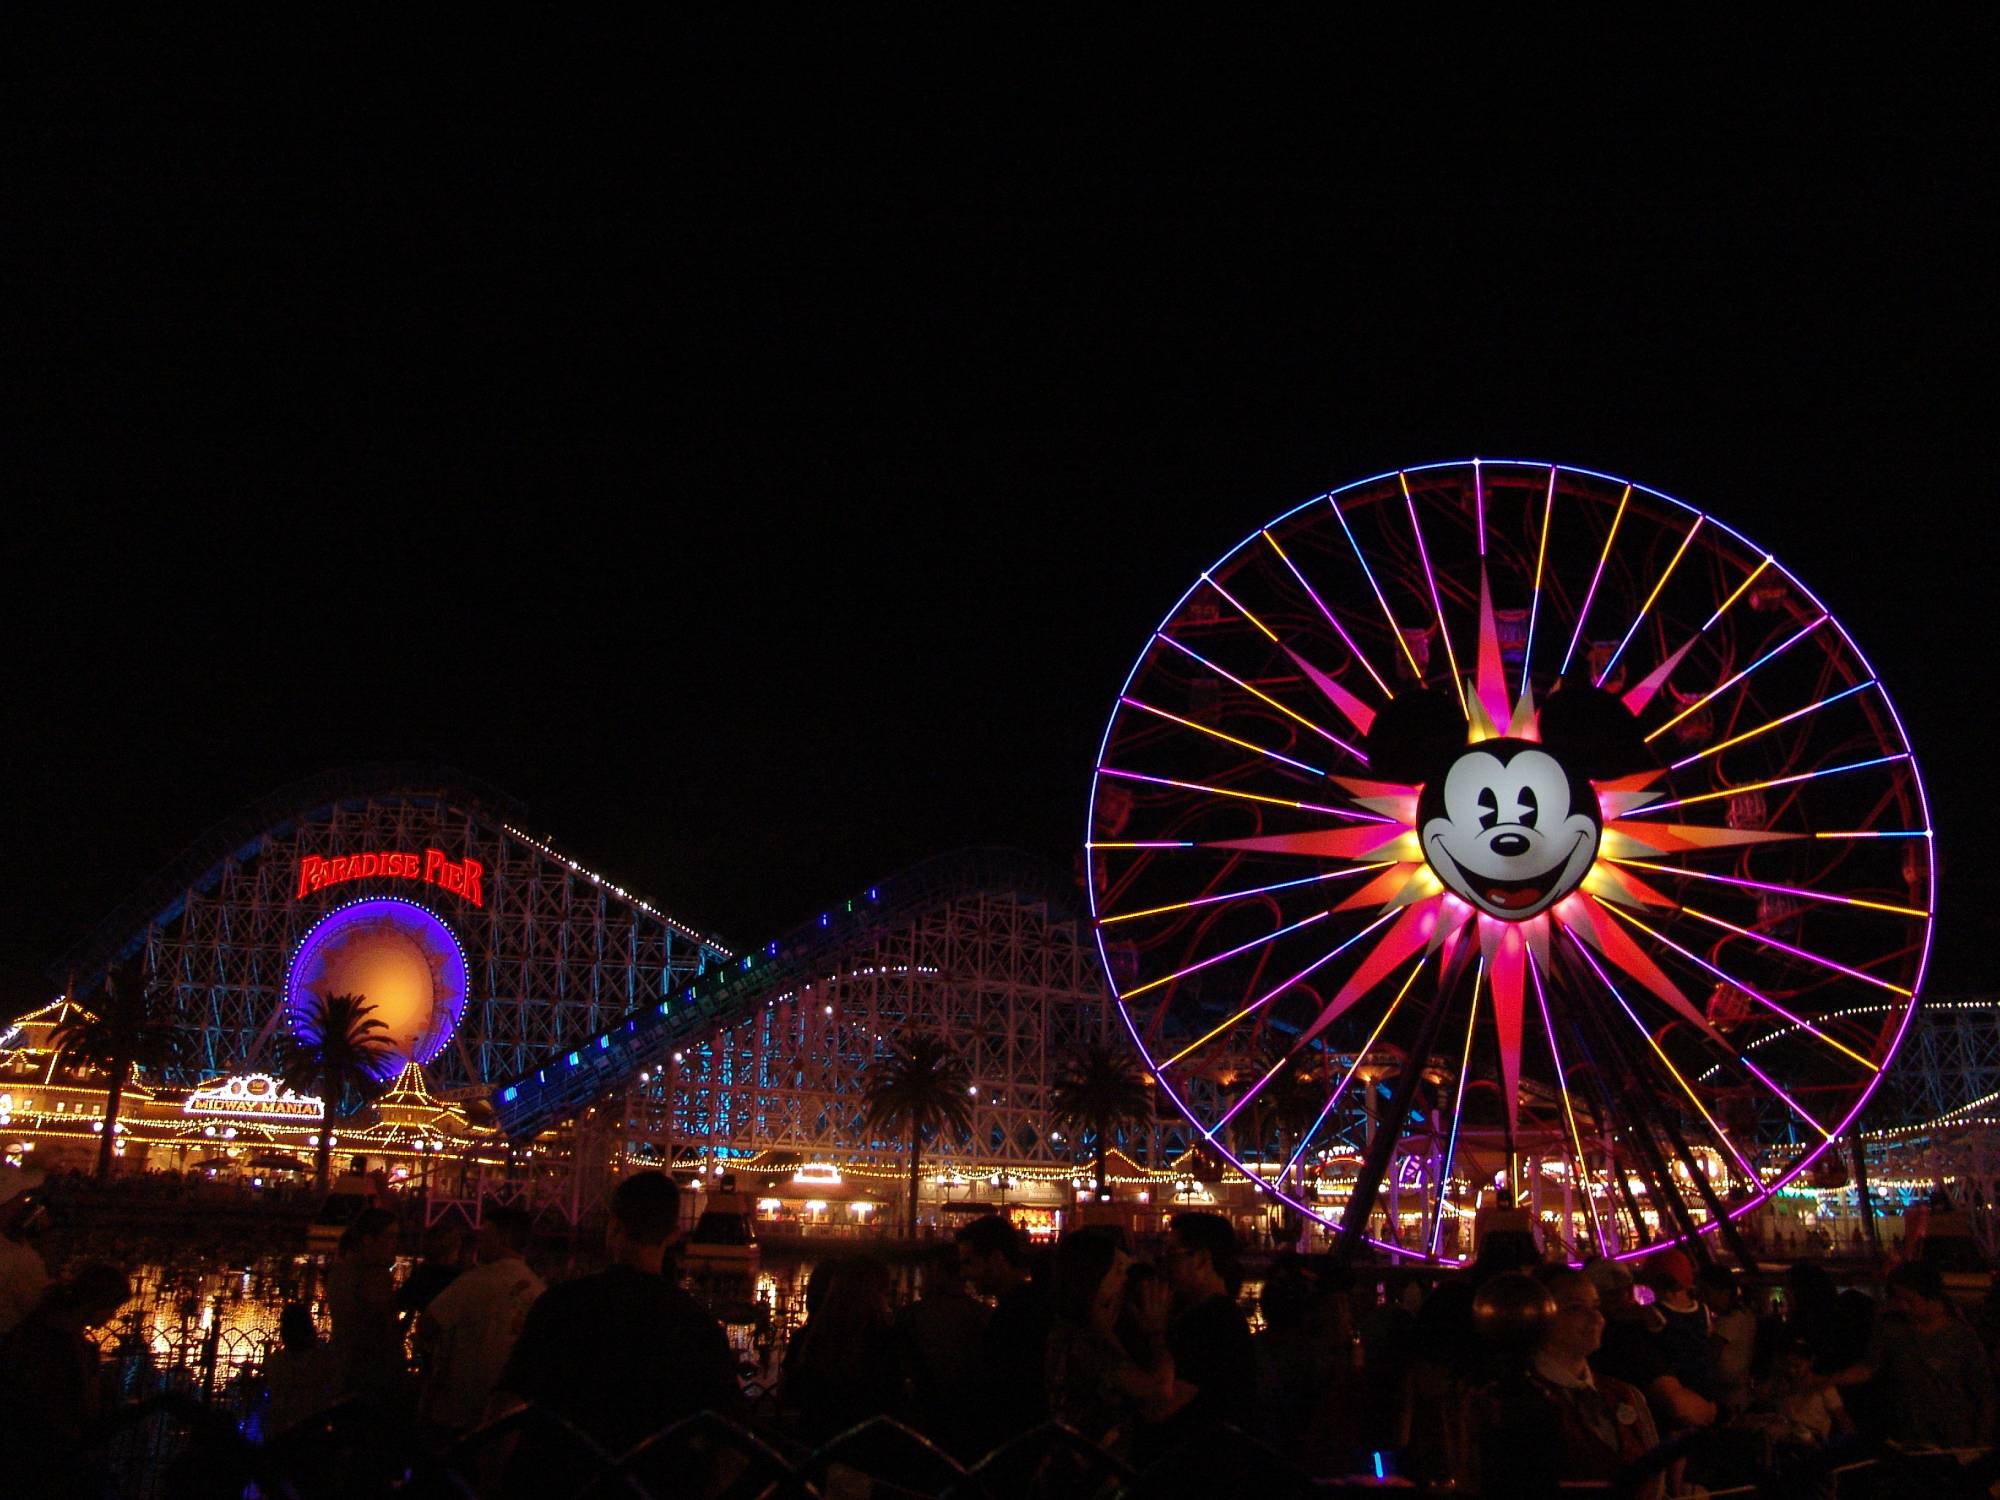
[1085,458,1936,1263]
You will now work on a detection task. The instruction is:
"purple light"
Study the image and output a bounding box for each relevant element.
[1560,484,1631,677]
[1611,855,1925,918]
[1153,634,1366,761]
[1260,530,1393,699]
[1639,751,1906,816]
[1520,466,1556,697]
[1680,904,1913,995]
[1403,475,1465,712]
[1329,494,1421,682]
[1118,908,1331,1001]
[1596,514,1702,687]
[1593,903,1876,1075]
[286,897,467,1079]
[1647,614,1829,744]
[1668,680,1875,771]
[1566,933,1762,1183]
[1119,696,1327,777]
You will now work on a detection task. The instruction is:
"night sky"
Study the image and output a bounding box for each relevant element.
[6,27,1995,1010]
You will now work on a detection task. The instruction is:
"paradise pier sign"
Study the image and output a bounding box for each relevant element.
[295,848,485,907]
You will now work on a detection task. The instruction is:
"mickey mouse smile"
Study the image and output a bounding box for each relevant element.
[1417,743,1602,922]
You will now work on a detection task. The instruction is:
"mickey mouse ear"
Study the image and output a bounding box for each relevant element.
[1360,691,1464,785]
[1537,682,1653,778]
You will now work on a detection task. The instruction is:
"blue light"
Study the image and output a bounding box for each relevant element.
[599,1035,610,1049]
[502,1087,517,1102]
[819,914,829,927]
[568,1052,579,1067]
[1372,1453,1385,1480]
[659,1002,669,1013]
[868,887,878,900]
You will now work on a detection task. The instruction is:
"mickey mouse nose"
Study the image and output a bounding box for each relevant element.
[1490,832,1531,858]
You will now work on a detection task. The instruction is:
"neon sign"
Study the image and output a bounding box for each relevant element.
[183,1073,324,1120]
[295,848,484,907]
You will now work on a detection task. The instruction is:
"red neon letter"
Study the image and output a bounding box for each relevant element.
[462,857,483,908]
[296,856,323,900]
[424,848,446,888]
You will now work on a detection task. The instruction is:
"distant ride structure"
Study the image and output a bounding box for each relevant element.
[1087,460,1933,1262]
[61,767,733,1093]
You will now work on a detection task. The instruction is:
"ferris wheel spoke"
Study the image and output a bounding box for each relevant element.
[1667,679,1876,772]
[1119,907,1336,1002]
[1596,514,1703,688]
[1151,909,1402,1066]
[1528,950,1610,1257]
[1330,495,1425,682]
[1153,634,1368,760]
[1095,767,1382,823]
[1568,929,1763,1184]
[1640,751,1907,816]
[1519,467,1557,697]
[1604,856,1930,920]
[1400,473,1467,716]
[1117,696,1332,779]
[1559,483,1632,677]
[1096,863,1394,927]
[1278,956,1428,1181]
[1427,960,1483,1258]
[1677,904,1916,997]
[1260,529,1395,700]
[1640,616,1832,748]
[1595,902,1882,1074]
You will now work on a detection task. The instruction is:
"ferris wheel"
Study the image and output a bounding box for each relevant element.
[1086,461,1933,1263]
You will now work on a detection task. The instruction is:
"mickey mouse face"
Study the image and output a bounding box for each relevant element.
[1418,740,1601,921]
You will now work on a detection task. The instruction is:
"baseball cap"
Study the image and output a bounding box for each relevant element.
[1642,1248,1696,1291]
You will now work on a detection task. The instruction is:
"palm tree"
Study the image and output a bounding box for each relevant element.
[861,1036,974,1239]
[48,957,181,1182]
[1050,1041,1153,1201]
[281,992,394,1192]
[1248,1046,1327,1235]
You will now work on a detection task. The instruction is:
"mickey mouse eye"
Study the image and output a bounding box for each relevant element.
[1477,787,1500,830]
[1518,786,1539,828]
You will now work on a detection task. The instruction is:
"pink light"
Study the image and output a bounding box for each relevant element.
[1679,905,1913,996]
[1119,908,1332,1001]
[1639,752,1907,816]
[1528,950,1608,1257]
[1668,680,1874,771]
[1595,902,1879,1074]
[1566,933,1762,1183]
[1429,960,1484,1258]
[1120,696,1328,777]
[1153,634,1367,760]
[1606,857,1928,919]
[1166,909,1401,1077]
[1278,955,1426,1180]
[1401,473,1465,714]
[1261,529,1394,699]
[1520,466,1556,698]
[1646,614,1828,744]
[1330,494,1423,681]
[1473,459,1486,556]
[1560,484,1631,677]
[1737,1052,1832,1140]
[1202,572,1276,642]
[1596,514,1701,687]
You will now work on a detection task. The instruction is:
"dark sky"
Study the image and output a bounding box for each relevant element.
[5,25,1995,1005]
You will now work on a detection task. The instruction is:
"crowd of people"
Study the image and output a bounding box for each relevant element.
[10,1155,2000,1497]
